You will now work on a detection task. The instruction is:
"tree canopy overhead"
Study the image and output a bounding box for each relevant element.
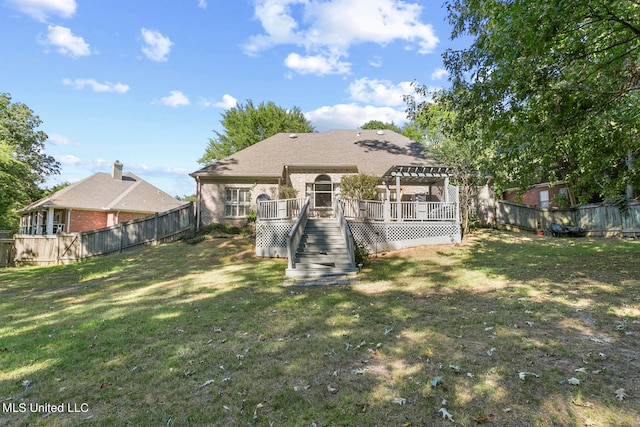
[199,100,315,165]
[443,0,640,201]
[0,93,60,230]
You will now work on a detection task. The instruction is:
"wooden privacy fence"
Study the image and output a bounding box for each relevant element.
[495,200,640,236]
[11,203,194,266]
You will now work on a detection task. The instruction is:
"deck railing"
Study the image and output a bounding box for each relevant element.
[258,198,306,220]
[340,198,457,222]
[333,197,355,268]
[285,196,310,269]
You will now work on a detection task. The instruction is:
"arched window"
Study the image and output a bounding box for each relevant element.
[314,174,333,208]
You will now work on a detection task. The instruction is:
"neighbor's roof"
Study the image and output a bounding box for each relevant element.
[18,172,185,213]
[190,130,446,179]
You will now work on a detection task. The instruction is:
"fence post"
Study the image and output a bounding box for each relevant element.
[119,223,124,253]
[154,213,159,244]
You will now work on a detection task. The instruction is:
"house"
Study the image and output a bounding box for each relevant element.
[191,129,455,224]
[191,130,461,277]
[502,181,573,208]
[17,161,185,235]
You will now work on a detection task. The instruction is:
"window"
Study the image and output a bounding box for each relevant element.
[314,175,333,208]
[539,190,549,208]
[225,188,250,217]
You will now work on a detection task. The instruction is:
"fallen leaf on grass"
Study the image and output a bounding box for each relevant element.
[393,397,407,405]
[615,388,627,401]
[571,399,594,408]
[473,412,495,423]
[518,371,539,380]
[438,407,454,421]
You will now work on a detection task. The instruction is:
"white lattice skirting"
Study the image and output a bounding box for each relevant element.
[255,219,295,257]
[255,219,461,258]
[348,221,461,252]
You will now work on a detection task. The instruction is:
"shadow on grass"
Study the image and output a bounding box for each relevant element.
[0,230,638,426]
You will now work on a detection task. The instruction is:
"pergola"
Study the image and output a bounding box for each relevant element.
[381,165,453,203]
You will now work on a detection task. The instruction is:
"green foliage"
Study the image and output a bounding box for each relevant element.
[361,120,402,133]
[199,100,315,164]
[246,208,257,223]
[353,240,370,267]
[278,184,298,199]
[361,119,424,141]
[443,0,640,201]
[176,194,197,202]
[0,93,60,230]
[405,85,488,237]
[340,173,379,200]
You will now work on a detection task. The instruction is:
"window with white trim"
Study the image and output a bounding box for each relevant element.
[539,190,550,208]
[225,188,250,217]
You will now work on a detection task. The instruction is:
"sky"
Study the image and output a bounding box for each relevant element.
[1,0,469,197]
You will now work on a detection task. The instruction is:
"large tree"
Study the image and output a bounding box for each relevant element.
[443,0,640,202]
[199,100,315,164]
[405,85,489,237]
[0,93,60,230]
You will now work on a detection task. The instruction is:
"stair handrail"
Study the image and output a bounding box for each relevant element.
[286,196,310,270]
[333,196,355,268]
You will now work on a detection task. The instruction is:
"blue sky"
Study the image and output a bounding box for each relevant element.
[1,0,468,197]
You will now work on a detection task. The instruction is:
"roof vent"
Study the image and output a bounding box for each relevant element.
[289,133,298,139]
[376,130,385,135]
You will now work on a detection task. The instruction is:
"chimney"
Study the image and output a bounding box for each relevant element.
[112,160,123,180]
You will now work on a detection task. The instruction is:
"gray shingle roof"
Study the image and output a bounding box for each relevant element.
[190,130,444,178]
[18,172,185,213]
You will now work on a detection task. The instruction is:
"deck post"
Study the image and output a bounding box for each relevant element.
[444,176,450,203]
[395,174,401,220]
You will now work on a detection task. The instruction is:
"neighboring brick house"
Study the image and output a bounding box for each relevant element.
[502,182,573,208]
[17,161,185,235]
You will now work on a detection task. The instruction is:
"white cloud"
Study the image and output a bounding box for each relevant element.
[57,154,82,165]
[197,0,207,9]
[199,94,237,109]
[140,28,173,62]
[6,0,77,22]
[245,0,439,75]
[305,103,407,132]
[47,133,75,146]
[368,55,383,68]
[431,68,448,80]
[215,94,238,109]
[42,25,90,57]
[348,78,413,107]
[62,78,129,93]
[284,53,350,75]
[161,90,190,107]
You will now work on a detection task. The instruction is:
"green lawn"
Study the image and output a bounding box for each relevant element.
[0,230,638,426]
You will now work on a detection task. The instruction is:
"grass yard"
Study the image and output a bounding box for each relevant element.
[0,229,638,426]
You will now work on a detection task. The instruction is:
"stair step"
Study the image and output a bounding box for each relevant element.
[285,266,359,278]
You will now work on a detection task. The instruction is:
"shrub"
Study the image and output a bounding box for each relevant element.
[340,173,379,200]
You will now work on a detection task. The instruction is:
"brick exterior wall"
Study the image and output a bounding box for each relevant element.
[502,183,570,208]
[66,210,152,233]
[68,210,109,233]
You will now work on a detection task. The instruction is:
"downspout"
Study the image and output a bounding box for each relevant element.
[196,177,201,232]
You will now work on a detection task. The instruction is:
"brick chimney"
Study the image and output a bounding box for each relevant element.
[112,160,123,180]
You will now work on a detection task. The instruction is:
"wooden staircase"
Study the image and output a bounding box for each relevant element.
[285,218,358,278]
